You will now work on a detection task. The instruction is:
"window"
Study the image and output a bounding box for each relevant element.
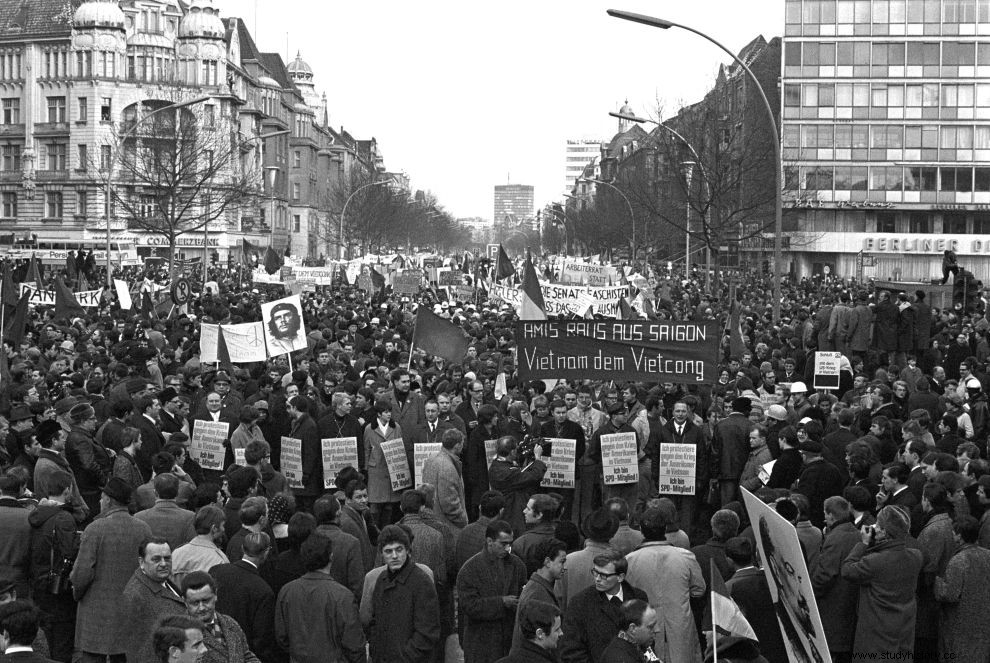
[2,144,20,171]
[76,51,91,78]
[100,145,111,170]
[100,97,112,122]
[292,182,300,201]
[909,212,932,233]
[975,213,990,234]
[293,214,300,232]
[906,166,938,191]
[77,97,87,123]
[77,144,87,170]
[877,212,897,232]
[201,60,218,86]
[293,150,301,168]
[1,192,15,217]
[41,142,66,171]
[941,166,973,191]
[45,192,63,218]
[204,104,215,128]
[1,98,18,124]
[76,190,87,216]
[46,96,65,123]
[139,194,155,218]
[944,212,967,233]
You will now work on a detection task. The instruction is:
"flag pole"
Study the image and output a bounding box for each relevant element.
[711,586,718,663]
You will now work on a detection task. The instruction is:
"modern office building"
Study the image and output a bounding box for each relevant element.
[564,139,603,195]
[782,0,990,281]
[493,183,534,225]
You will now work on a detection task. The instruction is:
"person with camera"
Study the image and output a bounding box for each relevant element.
[489,437,547,538]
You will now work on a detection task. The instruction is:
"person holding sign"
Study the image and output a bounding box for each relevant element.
[585,403,638,509]
[420,428,468,533]
[652,401,706,534]
[286,396,322,511]
[538,400,585,522]
[364,400,405,528]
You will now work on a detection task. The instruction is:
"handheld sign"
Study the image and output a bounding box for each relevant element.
[540,438,576,489]
[657,443,697,495]
[190,421,229,471]
[485,439,498,467]
[280,437,304,489]
[813,351,843,391]
[381,438,412,491]
[601,432,639,485]
[322,437,359,490]
[414,443,442,488]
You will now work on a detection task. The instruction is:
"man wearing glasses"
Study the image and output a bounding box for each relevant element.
[558,548,649,663]
[158,388,189,438]
[456,380,487,432]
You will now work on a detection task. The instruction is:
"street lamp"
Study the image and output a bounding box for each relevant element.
[339,179,404,260]
[609,110,713,286]
[607,9,784,321]
[104,95,210,286]
[580,178,636,261]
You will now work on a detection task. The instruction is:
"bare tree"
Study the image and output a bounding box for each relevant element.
[101,95,258,274]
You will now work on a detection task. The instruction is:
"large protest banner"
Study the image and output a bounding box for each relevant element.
[657,443,697,495]
[381,439,412,491]
[19,284,102,307]
[414,443,442,488]
[558,261,620,287]
[190,421,228,471]
[601,432,638,485]
[281,437,304,489]
[516,321,717,383]
[741,488,832,663]
[219,322,268,363]
[490,282,629,318]
[322,437,359,490]
[540,438,576,489]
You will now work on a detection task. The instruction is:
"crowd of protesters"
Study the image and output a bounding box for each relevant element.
[0,254,990,663]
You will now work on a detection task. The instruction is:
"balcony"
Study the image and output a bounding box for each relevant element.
[0,124,24,137]
[0,171,20,182]
[37,170,68,181]
[35,122,70,135]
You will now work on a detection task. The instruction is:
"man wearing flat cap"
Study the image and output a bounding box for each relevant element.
[712,397,754,507]
[65,403,111,520]
[70,477,153,663]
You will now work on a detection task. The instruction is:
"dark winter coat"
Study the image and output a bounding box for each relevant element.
[122,567,186,663]
[810,519,861,653]
[874,299,899,352]
[457,548,528,663]
[558,581,648,663]
[367,558,440,663]
[795,457,846,530]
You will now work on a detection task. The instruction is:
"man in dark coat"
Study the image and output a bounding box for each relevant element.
[874,291,899,365]
[712,397,754,506]
[457,519,528,663]
[496,600,562,663]
[121,537,186,663]
[64,403,110,520]
[913,290,932,356]
[313,496,364,601]
[821,408,858,474]
[316,392,365,470]
[209,532,279,663]
[378,368,427,466]
[69,478,153,662]
[488,437,547,538]
[286,396,322,509]
[794,439,846,530]
[597,599,659,663]
[810,496,861,663]
[723,537,787,663]
[130,396,167,482]
[180,571,263,663]
[538,399,585,522]
[558,549,648,663]
[651,400,706,534]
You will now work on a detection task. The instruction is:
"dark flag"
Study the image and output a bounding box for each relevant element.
[461,251,472,275]
[495,244,515,282]
[53,277,85,320]
[4,291,29,346]
[217,325,232,365]
[242,239,261,267]
[729,298,746,359]
[1,263,17,309]
[141,291,158,320]
[65,252,78,282]
[27,253,43,290]
[411,306,472,364]
[618,297,635,320]
[263,247,283,275]
[518,251,547,320]
[370,266,386,292]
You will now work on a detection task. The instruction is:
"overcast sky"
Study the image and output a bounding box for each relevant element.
[214,0,782,220]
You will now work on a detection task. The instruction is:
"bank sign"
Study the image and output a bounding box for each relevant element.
[140,236,221,247]
[862,236,990,254]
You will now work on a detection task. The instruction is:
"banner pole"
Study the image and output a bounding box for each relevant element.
[711,588,718,663]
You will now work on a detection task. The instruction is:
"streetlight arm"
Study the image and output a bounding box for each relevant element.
[338,179,406,260]
[608,8,784,321]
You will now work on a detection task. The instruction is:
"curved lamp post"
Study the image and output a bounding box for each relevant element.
[104,96,210,286]
[580,177,636,261]
[607,9,783,321]
[339,179,404,260]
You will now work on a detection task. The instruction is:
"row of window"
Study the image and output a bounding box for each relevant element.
[783,82,990,119]
[0,96,217,129]
[783,122,990,150]
[786,163,990,192]
[785,40,990,69]
[786,0,990,34]
[0,142,114,172]
[0,191,74,219]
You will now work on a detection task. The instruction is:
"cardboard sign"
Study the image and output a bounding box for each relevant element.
[393,272,423,295]
[758,459,777,486]
[381,438,412,491]
[414,443,442,488]
[485,439,498,467]
[234,448,246,466]
[439,270,463,286]
[601,432,639,485]
[280,436,304,489]
[657,443,697,495]
[190,420,229,471]
[322,437,359,490]
[813,351,843,390]
[540,438,576,489]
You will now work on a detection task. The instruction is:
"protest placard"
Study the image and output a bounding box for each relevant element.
[280,436,303,489]
[485,439,498,467]
[813,351,843,390]
[601,432,638,485]
[540,438,576,489]
[516,321,717,383]
[190,421,228,471]
[757,459,777,486]
[381,438,412,491]
[199,324,219,364]
[219,322,268,363]
[234,448,245,466]
[559,261,619,287]
[414,443,442,488]
[322,437,359,490]
[393,272,423,295]
[439,270,463,286]
[657,443,697,495]
[19,284,103,307]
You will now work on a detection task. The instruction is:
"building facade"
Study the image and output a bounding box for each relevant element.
[564,138,603,196]
[493,183,534,225]
[782,0,990,281]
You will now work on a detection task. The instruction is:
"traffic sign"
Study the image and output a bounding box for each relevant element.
[170,278,191,305]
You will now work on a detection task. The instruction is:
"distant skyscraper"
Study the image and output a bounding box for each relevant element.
[564,139,603,194]
[493,184,534,225]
